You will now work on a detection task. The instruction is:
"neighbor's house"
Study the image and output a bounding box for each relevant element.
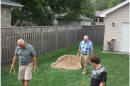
[94,11,105,25]
[94,9,111,25]
[1,0,23,27]
[100,0,130,54]
[53,14,93,26]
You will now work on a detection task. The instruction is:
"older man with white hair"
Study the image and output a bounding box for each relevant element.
[77,35,93,75]
[11,39,38,86]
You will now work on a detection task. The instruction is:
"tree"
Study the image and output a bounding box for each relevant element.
[11,7,23,25]
[94,0,108,11]
[81,0,95,18]
[94,0,126,11]
[12,0,51,25]
[12,0,95,26]
[107,0,126,8]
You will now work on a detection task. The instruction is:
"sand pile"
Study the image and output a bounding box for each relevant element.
[50,55,81,70]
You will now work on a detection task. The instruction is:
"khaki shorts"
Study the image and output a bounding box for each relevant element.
[18,63,33,80]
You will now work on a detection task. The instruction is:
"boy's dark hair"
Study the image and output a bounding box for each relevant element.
[90,55,100,64]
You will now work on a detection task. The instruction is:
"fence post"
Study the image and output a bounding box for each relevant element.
[56,26,58,50]
[67,25,69,46]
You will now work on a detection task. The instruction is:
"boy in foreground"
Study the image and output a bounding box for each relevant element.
[90,55,107,86]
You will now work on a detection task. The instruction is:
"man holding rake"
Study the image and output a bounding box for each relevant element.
[11,39,38,86]
[77,35,93,75]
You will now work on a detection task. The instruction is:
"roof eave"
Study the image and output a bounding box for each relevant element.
[100,14,106,17]
[99,0,129,17]
[1,2,23,7]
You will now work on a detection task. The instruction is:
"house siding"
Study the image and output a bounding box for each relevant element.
[103,3,129,52]
[1,5,12,27]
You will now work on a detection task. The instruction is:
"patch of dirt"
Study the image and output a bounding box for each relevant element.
[50,55,81,70]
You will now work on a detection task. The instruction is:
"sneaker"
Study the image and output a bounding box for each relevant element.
[82,71,86,75]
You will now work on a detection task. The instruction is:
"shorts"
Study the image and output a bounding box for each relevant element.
[18,63,33,80]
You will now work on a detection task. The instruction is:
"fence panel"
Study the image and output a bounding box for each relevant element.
[82,25,105,44]
[1,25,104,65]
[1,26,83,65]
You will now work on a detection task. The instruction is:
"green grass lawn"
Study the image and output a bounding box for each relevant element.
[1,43,129,86]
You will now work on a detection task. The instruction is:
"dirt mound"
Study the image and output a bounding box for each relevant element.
[50,55,81,70]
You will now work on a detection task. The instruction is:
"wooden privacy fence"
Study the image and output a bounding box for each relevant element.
[1,26,83,65]
[1,25,105,65]
[82,25,105,44]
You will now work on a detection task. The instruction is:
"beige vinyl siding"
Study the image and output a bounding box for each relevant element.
[103,3,129,52]
[1,5,12,27]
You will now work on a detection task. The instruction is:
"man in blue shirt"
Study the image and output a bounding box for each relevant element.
[77,35,93,75]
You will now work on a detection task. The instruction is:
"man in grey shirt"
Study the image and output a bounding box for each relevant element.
[11,39,38,86]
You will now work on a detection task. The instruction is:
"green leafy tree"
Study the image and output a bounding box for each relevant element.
[107,0,126,8]
[94,0,108,11]
[11,7,23,25]
[12,0,95,26]
[94,0,126,11]
[80,0,95,18]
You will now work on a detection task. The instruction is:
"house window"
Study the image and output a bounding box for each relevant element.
[99,17,104,22]
[94,17,98,22]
